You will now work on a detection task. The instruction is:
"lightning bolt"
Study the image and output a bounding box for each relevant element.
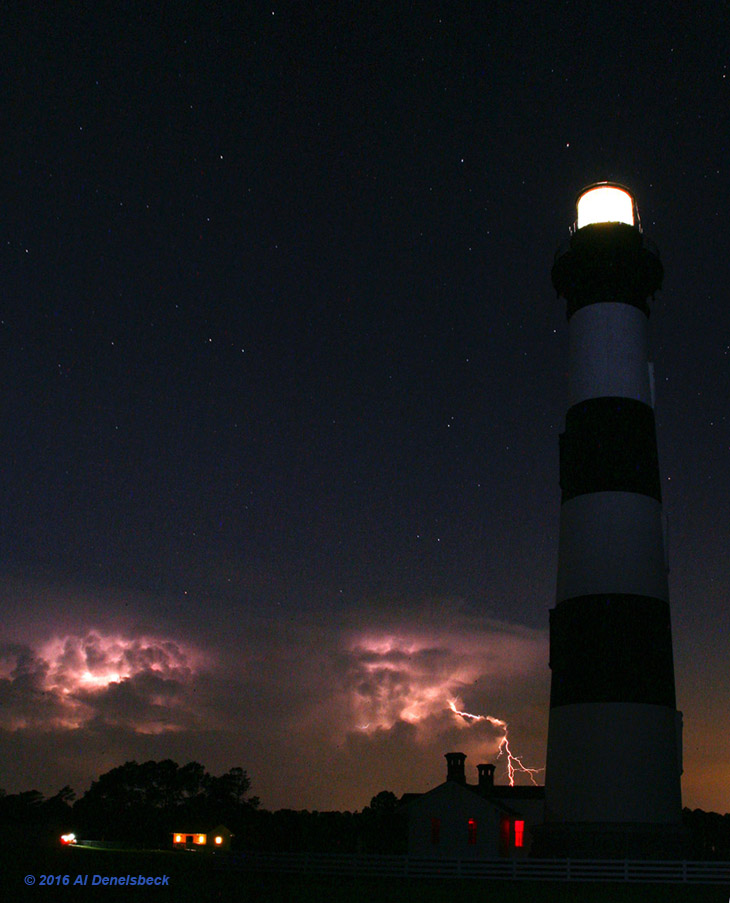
[447,699,543,787]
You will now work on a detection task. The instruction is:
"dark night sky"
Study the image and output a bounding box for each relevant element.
[2,2,729,813]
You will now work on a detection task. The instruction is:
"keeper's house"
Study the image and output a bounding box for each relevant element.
[400,753,544,858]
[172,824,232,851]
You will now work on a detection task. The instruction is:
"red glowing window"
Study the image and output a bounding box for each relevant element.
[500,816,510,845]
[431,817,440,845]
[467,818,477,845]
[514,820,524,848]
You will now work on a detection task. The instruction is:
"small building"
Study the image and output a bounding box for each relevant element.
[171,824,232,851]
[400,753,544,858]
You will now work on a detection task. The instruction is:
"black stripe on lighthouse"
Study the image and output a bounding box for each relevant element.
[552,222,663,319]
[559,397,661,502]
[549,594,676,708]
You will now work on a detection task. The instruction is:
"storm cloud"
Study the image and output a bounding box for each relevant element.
[0,580,550,809]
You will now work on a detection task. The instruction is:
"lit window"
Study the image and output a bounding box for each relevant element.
[215,836,223,845]
[467,818,477,845]
[514,820,524,848]
[196,834,205,844]
[430,817,440,845]
[174,834,182,843]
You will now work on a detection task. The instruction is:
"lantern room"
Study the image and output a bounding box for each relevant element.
[576,183,636,230]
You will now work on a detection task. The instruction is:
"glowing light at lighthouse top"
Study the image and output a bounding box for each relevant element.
[576,184,635,229]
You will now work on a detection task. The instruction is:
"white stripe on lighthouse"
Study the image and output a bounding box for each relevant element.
[556,492,669,603]
[568,302,652,407]
[545,702,683,824]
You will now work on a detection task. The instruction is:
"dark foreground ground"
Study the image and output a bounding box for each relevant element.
[3,845,729,902]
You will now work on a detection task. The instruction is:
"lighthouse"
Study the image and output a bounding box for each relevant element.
[541,184,684,858]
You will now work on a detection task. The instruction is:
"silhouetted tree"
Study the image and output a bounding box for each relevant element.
[176,761,208,802]
[369,790,398,813]
[0,787,75,847]
[72,760,258,846]
[358,790,406,853]
[683,807,730,859]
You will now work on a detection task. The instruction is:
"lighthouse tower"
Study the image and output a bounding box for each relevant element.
[541,184,683,858]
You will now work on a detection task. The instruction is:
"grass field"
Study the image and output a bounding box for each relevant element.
[3,844,729,902]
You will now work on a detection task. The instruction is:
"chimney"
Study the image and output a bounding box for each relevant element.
[477,763,495,795]
[445,752,466,784]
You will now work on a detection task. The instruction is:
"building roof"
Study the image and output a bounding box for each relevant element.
[397,751,545,814]
[399,780,540,818]
[399,781,544,813]
[490,785,545,800]
[171,823,232,835]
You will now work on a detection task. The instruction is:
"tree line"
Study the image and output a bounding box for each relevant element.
[2,761,728,858]
[0,761,405,853]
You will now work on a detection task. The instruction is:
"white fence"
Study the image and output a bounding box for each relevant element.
[223,850,730,885]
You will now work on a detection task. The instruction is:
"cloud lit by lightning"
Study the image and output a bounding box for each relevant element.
[0,580,550,809]
[344,622,546,742]
[448,698,543,786]
[0,631,207,734]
